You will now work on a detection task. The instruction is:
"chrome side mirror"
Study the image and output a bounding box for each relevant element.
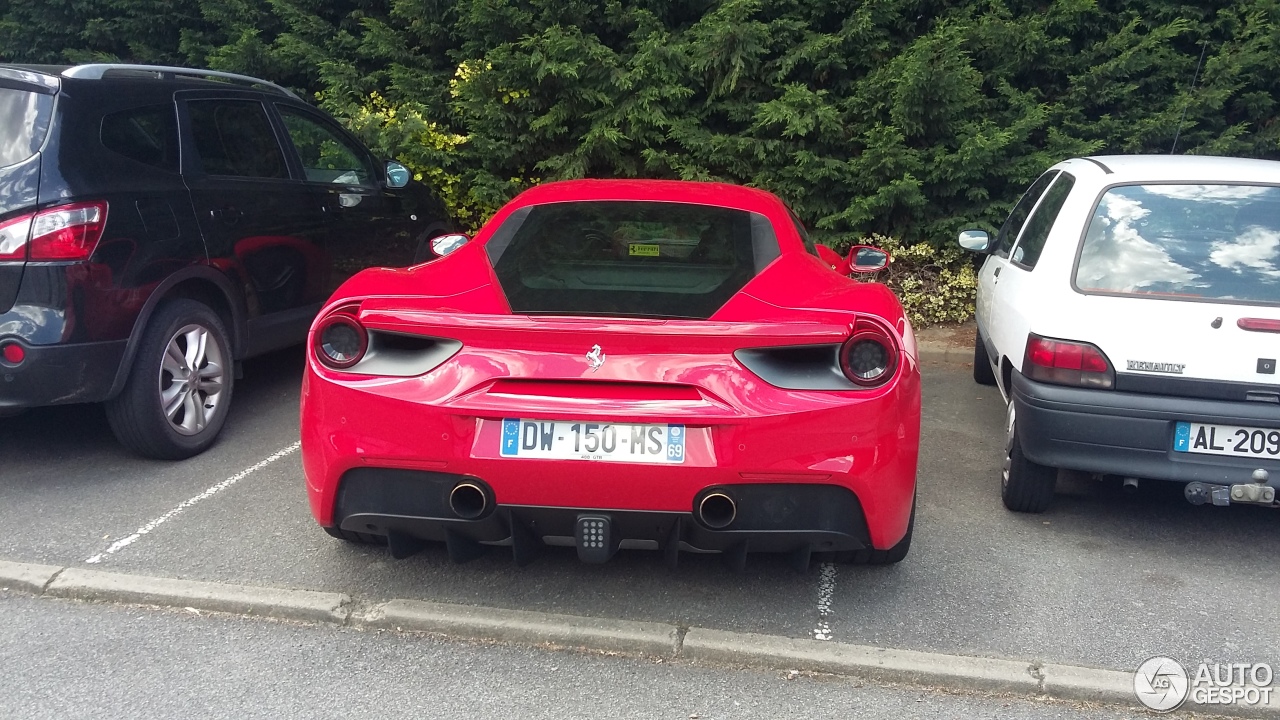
[385,161,411,189]
[431,233,469,257]
[958,229,992,253]
[847,245,890,274]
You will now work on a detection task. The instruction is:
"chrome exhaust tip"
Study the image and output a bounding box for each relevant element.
[449,482,489,520]
[1122,477,1140,495]
[698,492,737,529]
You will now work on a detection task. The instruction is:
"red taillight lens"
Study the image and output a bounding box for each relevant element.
[839,317,900,387]
[1,341,24,365]
[1238,318,1280,333]
[0,213,34,261]
[1023,334,1114,389]
[28,201,109,261]
[314,312,367,369]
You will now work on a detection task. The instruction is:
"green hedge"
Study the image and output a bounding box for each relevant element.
[5,0,1278,254]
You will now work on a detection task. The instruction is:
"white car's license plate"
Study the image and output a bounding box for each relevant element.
[499,418,686,464]
[1174,421,1280,458]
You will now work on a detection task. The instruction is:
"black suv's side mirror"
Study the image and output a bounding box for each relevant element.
[385,161,411,189]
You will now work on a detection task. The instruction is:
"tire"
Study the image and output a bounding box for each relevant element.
[105,299,234,460]
[830,495,914,565]
[973,328,998,386]
[1000,402,1056,513]
[323,526,387,545]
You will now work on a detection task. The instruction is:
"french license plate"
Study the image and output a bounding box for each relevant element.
[499,418,686,464]
[1174,421,1280,458]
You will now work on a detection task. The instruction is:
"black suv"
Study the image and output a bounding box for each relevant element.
[0,64,450,458]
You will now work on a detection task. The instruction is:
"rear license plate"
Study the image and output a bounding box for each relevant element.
[499,419,685,464]
[1174,422,1280,458]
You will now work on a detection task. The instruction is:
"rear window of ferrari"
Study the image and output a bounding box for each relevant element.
[1076,184,1280,305]
[486,201,781,319]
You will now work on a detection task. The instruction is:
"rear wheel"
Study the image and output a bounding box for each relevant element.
[1001,402,1056,512]
[106,299,233,460]
[973,328,997,386]
[323,526,387,545]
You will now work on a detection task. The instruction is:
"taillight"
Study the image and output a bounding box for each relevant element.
[29,201,109,261]
[314,309,367,369]
[0,213,33,261]
[839,317,899,387]
[0,202,110,262]
[1022,334,1114,389]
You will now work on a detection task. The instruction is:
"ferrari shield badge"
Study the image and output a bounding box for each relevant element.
[585,344,606,372]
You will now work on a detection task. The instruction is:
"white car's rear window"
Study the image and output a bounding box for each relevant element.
[1075,184,1280,305]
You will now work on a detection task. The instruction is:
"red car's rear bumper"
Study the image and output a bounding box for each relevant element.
[302,349,921,559]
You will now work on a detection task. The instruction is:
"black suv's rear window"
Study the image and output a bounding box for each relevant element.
[1076,184,1280,305]
[0,87,53,168]
[101,104,180,172]
[487,201,780,319]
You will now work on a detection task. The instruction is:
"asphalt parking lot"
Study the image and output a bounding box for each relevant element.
[2,350,1278,675]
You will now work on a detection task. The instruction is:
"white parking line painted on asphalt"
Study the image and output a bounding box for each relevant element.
[85,442,301,565]
[812,562,836,640]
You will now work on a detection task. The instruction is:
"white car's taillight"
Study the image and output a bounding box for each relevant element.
[1022,334,1114,389]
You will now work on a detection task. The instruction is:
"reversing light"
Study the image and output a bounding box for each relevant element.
[314,312,367,369]
[1022,334,1114,389]
[839,317,899,387]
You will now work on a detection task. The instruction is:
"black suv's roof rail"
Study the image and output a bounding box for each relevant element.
[61,63,300,99]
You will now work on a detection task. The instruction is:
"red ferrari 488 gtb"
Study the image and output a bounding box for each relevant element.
[301,180,921,569]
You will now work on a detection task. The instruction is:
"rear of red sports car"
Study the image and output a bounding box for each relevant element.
[301,180,921,568]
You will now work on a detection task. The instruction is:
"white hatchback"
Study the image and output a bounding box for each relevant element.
[959,155,1280,513]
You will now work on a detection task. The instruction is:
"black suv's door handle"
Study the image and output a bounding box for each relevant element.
[210,206,243,226]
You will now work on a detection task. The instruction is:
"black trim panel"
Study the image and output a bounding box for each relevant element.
[1012,370,1280,485]
[1115,372,1280,403]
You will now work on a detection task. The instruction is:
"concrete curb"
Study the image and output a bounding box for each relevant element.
[682,627,1040,694]
[916,341,969,363]
[3,559,1276,717]
[44,567,351,625]
[0,559,62,594]
[363,598,680,657]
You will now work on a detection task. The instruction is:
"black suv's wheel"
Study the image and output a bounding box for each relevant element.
[973,328,998,386]
[1000,402,1056,512]
[106,299,234,460]
[829,495,914,565]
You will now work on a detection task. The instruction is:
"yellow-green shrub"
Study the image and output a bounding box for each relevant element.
[833,234,976,327]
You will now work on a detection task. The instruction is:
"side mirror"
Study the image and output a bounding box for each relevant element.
[430,233,469,258]
[815,244,848,272]
[957,229,991,253]
[385,161,411,189]
[847,245,890,274]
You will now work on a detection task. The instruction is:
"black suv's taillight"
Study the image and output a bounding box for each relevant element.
[1022,334,1114,389]
[839,317,899,387]
[314,309,367,370]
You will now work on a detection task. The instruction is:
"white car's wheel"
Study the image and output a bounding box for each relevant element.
[1001,402,1056,513]
[973,328,997,386]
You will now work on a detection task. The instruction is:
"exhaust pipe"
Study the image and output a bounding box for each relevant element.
[449,482,489,519]
[698,492,737,529]
[1122,477,1140,495]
